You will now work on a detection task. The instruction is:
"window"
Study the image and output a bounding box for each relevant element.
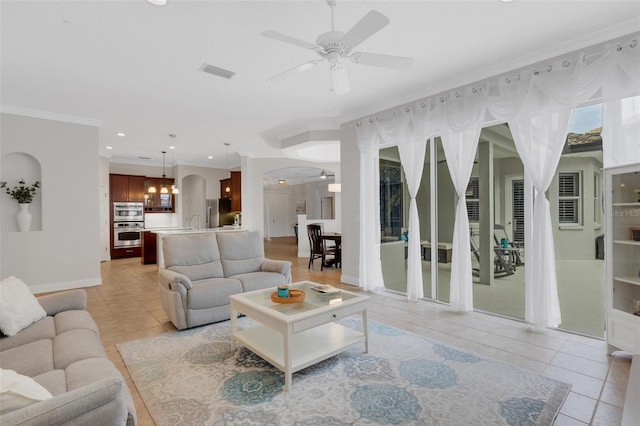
[466,177,479,223]
[380,158,403,240]
[558,172,582,224]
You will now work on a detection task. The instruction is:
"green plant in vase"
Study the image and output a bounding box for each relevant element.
[0,179,40,203]
[0,179,40,232]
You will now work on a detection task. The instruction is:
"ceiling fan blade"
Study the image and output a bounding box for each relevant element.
[331,64,350,95]
[350,52,414,70]
[262,30,319,50]
[340,10,390,50]
[267,59,323,81]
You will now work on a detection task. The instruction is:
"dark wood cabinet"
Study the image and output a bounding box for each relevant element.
[141,231,157,264]
[220,178,232,199]
[230,171,241,212]
[110,174,145,202]
[220,171,241,211]
[144,178,175,213]
[111,246,141,259]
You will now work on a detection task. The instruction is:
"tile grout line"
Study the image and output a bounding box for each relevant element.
[588,356,615,425]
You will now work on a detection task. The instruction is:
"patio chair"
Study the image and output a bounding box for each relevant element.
[470,237,515,278]
[493,224,524,267]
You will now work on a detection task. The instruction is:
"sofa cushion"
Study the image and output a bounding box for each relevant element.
[164,233,224,280]
[32,369,67,396]
[217,231,265,277]
[0,369,53,415]
[187,278,243,310]
[0,310,97,353]
[0,339,54,378]
[54,310,99,336]
[0,317,55,352]
[54,329,107,370]
[232,271,288,293]
[0,276,47,337]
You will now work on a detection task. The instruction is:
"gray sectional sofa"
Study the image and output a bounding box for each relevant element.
[0,290,136,426]
[158,230,292,330]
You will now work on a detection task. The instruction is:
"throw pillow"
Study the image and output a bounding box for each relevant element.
[0,276,46,336]
[0,369,53,415]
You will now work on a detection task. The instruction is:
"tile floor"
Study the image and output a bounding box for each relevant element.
[89,237,631,426]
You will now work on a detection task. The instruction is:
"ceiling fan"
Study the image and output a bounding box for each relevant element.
[262,0,414,95]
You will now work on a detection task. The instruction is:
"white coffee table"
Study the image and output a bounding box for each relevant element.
[229,281,369,391]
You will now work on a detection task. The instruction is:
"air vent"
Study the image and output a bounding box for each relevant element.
[199,63,235,79]
[138,156,151,160]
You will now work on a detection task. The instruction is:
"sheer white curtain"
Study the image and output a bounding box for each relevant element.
[392,115,427,301]
[356,120,385,291]
[491,51,605,327]
[439,89,485,311]
[509,107,572,328]
[602,40,640,168]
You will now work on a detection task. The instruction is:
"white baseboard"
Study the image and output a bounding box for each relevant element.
[31,277,102,295]
[340,275,360,286]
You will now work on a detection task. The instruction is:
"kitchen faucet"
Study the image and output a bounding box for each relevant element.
[188,213,201,230]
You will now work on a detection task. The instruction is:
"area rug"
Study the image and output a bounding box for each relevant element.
[117,317,570,425]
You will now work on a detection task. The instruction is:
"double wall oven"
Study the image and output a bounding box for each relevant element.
[113,202,144,254]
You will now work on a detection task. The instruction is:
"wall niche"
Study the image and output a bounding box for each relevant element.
[1,152,42,232]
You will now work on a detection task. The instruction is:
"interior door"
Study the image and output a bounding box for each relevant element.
[321,196,334,219]
[266,192,292,237]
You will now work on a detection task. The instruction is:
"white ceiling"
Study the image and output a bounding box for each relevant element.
[1,1,638,170]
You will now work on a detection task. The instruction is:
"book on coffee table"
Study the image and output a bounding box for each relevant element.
[310,285,341,296]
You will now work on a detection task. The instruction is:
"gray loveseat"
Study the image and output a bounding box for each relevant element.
[0,290,136,426]
[158,230,292,330]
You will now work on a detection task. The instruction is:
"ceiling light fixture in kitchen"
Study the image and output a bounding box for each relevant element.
[225,143,231,193]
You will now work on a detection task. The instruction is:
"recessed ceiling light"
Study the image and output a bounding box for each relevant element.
[146,0,167,5]
[106,146,113,150]
[117,132,126,137]
[169,146,175,150]
[208,156,213,159]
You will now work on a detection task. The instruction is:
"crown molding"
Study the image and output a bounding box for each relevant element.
[0,105,103,127]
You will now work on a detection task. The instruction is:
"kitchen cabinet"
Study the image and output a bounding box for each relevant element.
[605,164,640,354]
[110,174,145,202]
[144,178,175,213]
[111,246,141,259]
[141,231,157,264]
[220,171,241,212]
[220,178,232,199]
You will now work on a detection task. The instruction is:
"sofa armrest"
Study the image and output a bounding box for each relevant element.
[36,290,87,316]
[0,377,131,426]
[261,259,292,283]
[158,268,193,290]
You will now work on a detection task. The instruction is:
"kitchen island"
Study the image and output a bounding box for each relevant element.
[141,227,193,265]
[151,226,244,267]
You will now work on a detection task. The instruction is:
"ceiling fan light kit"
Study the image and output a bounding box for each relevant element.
[263,0,413,94]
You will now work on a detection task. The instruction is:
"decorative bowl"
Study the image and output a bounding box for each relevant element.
[271,289,305,304]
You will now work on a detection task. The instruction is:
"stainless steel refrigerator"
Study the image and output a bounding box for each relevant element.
[206,198,233,228]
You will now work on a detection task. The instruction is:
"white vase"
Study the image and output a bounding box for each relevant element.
[17,203,32,232]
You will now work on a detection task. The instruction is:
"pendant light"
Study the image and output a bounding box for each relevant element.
[169,134,179,194]
[160,151,169,194]
[224,143,231,193]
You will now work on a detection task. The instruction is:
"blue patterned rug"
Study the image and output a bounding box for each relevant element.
[117,317,570,425]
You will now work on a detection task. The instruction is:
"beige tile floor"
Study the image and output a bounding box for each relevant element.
[90,237,631,426]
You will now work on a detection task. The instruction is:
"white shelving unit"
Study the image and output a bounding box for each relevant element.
[605,165,640,355]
